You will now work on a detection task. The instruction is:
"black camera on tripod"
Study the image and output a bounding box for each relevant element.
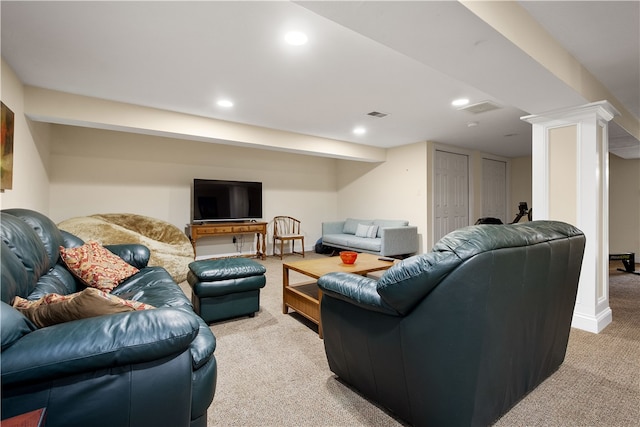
[513,202,532,223]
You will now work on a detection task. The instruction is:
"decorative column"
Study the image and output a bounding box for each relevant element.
[522,101,619,333]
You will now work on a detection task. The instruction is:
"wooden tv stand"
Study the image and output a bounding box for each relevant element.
[189,222,267,260]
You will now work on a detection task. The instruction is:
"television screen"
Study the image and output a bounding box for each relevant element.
[192,179,262,222]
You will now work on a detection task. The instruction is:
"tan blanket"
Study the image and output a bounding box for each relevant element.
[58,214,194,283]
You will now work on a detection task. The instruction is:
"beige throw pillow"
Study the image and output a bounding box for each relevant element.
[13,288,154,328]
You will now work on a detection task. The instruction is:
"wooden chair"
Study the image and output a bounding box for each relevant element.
[273,216,305,259]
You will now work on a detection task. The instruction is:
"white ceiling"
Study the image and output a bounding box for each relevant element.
[1,1,638,159]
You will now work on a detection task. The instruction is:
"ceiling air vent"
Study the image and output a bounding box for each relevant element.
[458,101,500,114]
[367,111,389,118]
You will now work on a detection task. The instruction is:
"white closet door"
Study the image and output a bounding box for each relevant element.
[482,158,507,224]
[434,150,469,243]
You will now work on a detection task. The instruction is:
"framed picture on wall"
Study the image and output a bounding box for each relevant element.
[1,101,15,191]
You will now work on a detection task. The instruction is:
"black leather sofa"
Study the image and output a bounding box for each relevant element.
[1,209,216,427]
[318,220,586,427]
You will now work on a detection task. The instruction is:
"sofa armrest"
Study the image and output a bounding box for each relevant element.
[380,226,419,256]
[317,272,399,316]
[1,308,198,386]
[183,308,217,370]
[60,229,85,248]
[322,221,346,236]
[105,244,150,269]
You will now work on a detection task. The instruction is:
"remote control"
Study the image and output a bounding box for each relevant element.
[378,257,394,262]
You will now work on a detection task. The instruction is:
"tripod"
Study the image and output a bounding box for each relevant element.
[511,202,532,224]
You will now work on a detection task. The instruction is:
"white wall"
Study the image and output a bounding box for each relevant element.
[335,141,526,254]
[509,153,639,258]
[337,142,428,253]
[0,59,51,212]
[47,128,552,260]
[609,154,640,257]
[49,125,338,258]
[510,156,533,220]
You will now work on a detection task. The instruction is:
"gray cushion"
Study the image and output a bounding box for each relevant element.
[321,234,382,252]
[343,218,372,235]
[355,224,378,238]
[347,236,382,252]
[373,219,409,237]
[322,234,352,247]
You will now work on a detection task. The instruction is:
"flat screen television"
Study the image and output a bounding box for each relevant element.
[192,179,263,222]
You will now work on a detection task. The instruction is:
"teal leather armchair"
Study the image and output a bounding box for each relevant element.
[318,221,585,427]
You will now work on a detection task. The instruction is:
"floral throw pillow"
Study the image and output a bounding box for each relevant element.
[59,241,139,292]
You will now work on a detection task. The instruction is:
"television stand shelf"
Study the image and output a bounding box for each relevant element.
[189,222,267,260]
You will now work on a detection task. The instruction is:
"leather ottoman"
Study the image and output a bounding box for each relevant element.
[187,258,267,323]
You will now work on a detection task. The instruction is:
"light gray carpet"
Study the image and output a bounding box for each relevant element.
[179,255,639,426]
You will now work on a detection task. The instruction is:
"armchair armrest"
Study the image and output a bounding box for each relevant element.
[380,226,418,256]
[376,251,460,314]
[1,308,198,386]
[322,221,345,235]
[317,272,399,316]
[105,244,150,269]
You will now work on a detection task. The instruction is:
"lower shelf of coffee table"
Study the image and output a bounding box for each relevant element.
[283,281,321,329]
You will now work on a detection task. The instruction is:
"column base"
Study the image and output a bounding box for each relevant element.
[571,307,612,333]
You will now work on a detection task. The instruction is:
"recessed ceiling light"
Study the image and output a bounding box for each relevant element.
[217,99,234,108]
[353,127,366,135]
[452,98,470,107]
[284,31,308,46]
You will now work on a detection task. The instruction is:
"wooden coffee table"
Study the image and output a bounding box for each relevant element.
[282,253,395,338]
